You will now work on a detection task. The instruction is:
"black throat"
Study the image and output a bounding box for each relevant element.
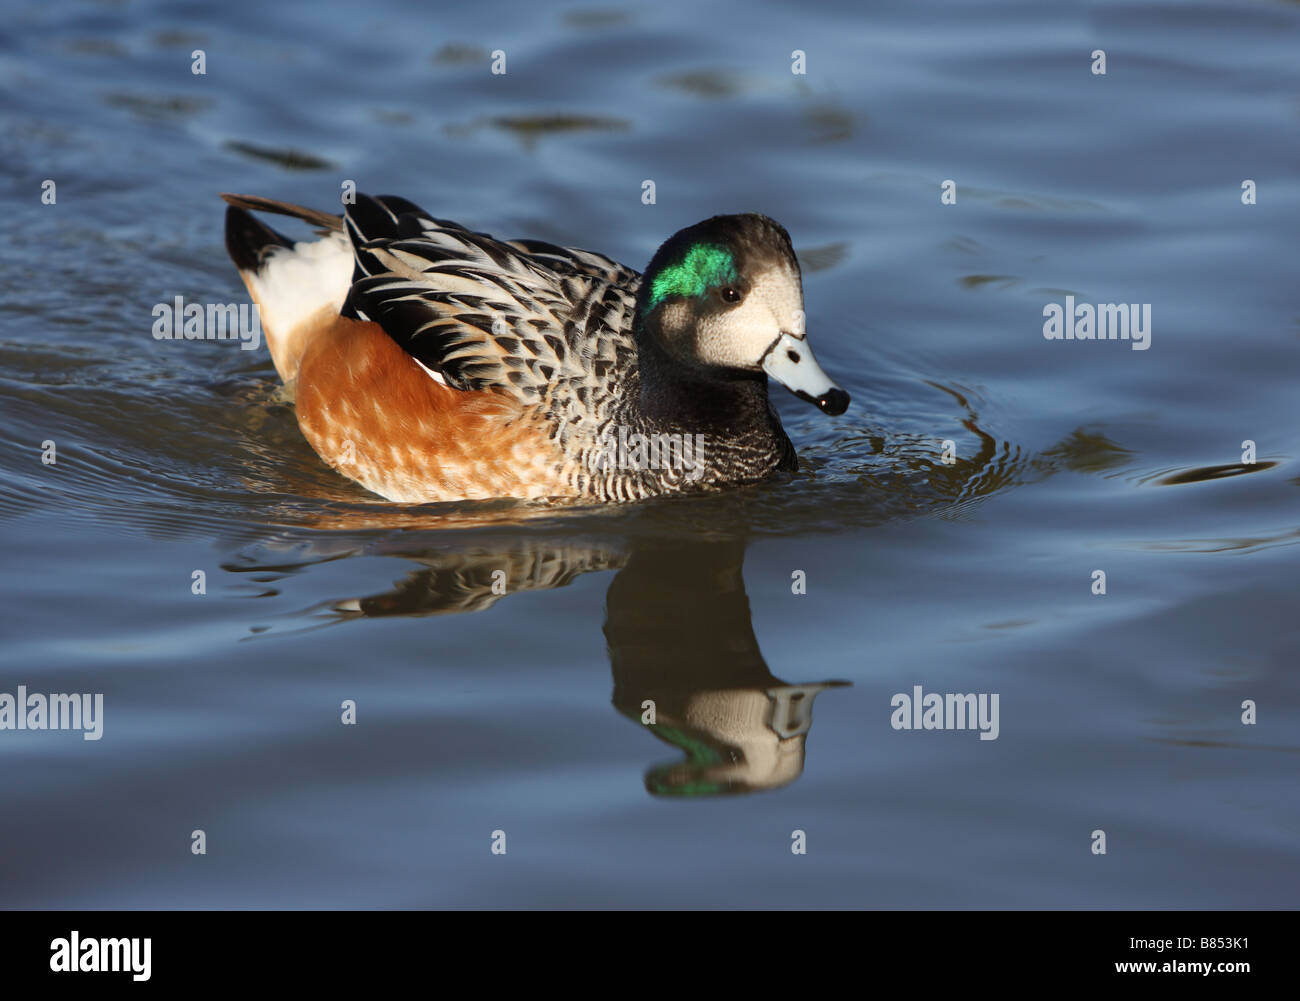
[628,328,797,478]
[632,331,770,431]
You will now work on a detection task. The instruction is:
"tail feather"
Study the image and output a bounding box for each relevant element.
[223,204,293,272]
[222,196,352,383]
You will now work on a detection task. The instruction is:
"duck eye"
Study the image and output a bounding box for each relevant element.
[720,286,742,303]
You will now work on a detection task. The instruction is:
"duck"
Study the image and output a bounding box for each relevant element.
[221,191,849,503]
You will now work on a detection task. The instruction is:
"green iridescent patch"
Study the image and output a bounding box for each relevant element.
[645,243,737,312]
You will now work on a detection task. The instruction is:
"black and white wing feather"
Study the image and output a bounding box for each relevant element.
[341,195,640,445]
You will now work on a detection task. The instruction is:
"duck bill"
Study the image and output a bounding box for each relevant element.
[760,332,850,416]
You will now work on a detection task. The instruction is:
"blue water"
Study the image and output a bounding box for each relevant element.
[1,0,1297,907]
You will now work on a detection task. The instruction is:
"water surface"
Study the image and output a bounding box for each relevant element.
[1,0,1297,908]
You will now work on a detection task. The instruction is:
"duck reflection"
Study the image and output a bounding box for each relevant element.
[605,539,846,797]
[322,533,847,798]
[231,392,1123,797]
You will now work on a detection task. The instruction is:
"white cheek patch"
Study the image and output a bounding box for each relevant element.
[694,264,804,369]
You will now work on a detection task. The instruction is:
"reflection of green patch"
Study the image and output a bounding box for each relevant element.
[650,777,726,797]
[646,244,736,313]
[653,725,725,765]
[645,724,727,797]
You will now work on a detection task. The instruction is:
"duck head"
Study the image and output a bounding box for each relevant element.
[635,213,849,416]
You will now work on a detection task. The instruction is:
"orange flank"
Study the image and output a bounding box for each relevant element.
[292,313,576,503]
